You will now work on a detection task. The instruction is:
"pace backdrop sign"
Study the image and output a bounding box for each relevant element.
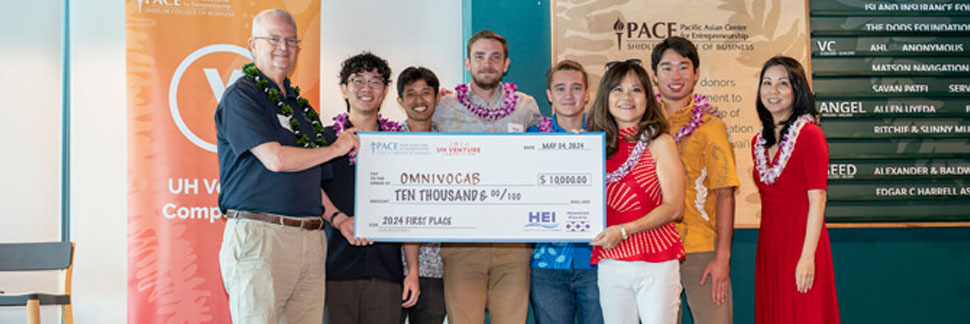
[552,0,810,227]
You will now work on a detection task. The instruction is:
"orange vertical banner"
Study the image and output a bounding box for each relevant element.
[125,1,320,322]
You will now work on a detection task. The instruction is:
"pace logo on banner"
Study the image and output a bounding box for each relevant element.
[125,1,320,322]
[552,0,809,227]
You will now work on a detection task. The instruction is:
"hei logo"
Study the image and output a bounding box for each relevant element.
[138,0,181,13]
[370,141,399,153]
[612,17,678,51]
[525,211,559,229]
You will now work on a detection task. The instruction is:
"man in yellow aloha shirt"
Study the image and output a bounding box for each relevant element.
[651,36,739,324]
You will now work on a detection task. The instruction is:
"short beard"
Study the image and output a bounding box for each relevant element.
[472,75,501,90]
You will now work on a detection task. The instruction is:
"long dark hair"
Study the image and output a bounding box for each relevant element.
[756,56,818,147]
[587,61,667,158]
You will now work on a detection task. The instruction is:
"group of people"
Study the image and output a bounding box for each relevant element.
[214,8,840,324]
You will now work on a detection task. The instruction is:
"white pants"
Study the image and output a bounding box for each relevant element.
[597,259,682,324]
[219,218,328,324]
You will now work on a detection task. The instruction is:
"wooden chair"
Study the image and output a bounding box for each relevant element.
[0,242,74,324]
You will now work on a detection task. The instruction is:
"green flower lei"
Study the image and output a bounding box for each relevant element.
[242,63,327,148]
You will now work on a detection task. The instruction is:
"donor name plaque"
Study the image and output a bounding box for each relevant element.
[810,0,970,222]
[353,132,606,242]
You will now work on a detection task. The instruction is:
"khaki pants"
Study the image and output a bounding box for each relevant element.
[680,251,733,324]
[219,218,327,324]
[441,243,530,324]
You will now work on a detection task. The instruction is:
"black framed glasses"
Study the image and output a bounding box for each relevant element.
[348,76,386,89]
[605,58,642,69]
[253,36,301,47]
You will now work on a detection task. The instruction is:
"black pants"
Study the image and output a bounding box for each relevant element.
[401,277,446,324]
[326,279,401,324]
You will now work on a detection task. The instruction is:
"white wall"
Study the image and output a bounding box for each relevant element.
[69,0,128,323]
[0,0,63,242]
[0,1,462,323]
[0,0,64,323]
[321,0,464,121]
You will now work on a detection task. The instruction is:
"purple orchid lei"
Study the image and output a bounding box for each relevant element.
[537,116,554,133]
[659,93,716,143]
[332,112,404,164]
[606,128,656,184]
[754,114,815,185]
[455,82,519,121]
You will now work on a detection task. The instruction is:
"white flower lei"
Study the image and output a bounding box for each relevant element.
[754,114,815,185]
[606,127,657,184]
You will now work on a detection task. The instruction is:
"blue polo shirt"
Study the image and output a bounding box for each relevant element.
[215,72,331,217]
[527,114,595,270]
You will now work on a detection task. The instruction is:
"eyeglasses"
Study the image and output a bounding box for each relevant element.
[605,58,642,69]
[349,76,386,89]
[253,36,301,47]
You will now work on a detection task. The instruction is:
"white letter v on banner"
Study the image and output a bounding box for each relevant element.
[204,68,244,103]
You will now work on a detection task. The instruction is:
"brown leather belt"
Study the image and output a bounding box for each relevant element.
[226,209,325,230]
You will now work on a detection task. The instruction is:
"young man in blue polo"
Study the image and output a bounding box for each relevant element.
[527,60,603,324]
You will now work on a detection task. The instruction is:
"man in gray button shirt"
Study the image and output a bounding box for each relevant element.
[433,29,542,324]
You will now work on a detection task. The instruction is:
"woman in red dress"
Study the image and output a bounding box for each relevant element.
[587,59,685,324]
[751,56,840,323]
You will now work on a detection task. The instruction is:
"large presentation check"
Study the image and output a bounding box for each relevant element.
[354,132,606,242]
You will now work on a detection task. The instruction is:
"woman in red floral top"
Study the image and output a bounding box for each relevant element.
[587,60,686,324]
